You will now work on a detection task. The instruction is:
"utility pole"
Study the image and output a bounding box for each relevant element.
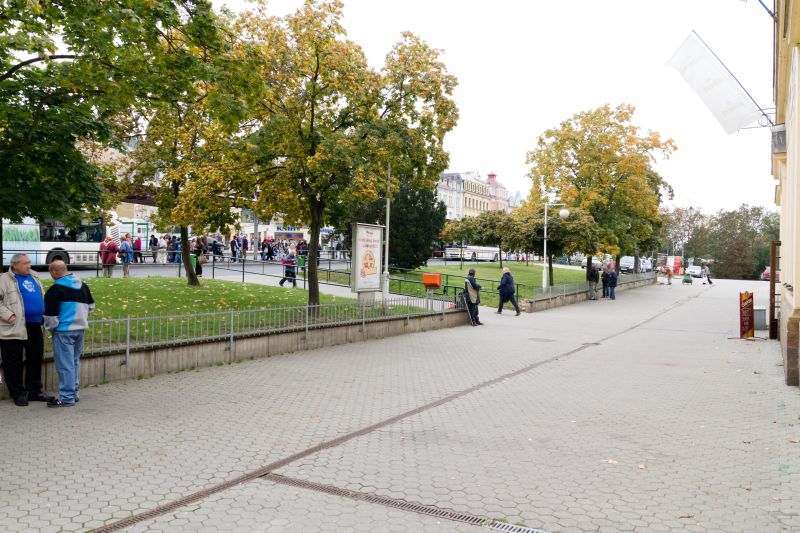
[383,163,391,301]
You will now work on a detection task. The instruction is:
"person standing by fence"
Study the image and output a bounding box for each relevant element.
[496,267,521,316]
[119,234,134,278]
[0,253,53,406]
[99,235,118,278]
[588,265,600,300]
[43,261,94,407]
[464,268,483,326]
[608,267,618,301]
[601,264,610,299]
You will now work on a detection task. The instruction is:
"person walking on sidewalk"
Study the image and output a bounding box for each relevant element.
[608,267,618,301]
[496,267,521,316]
[464,268,483,325]
[704,264,713,285]
[588,265,600,300]
[43,261,95,408]
[99,235,119,278]
[279,246,297,288]
[0,253,53,406]
[119,233,134,278]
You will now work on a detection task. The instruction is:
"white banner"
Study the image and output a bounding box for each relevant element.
[352,223,383,292]
[667,31,763,134]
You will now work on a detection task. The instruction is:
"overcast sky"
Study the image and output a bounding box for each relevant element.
[218,0,776,213]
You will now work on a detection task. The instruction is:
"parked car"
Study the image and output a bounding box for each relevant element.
[761,268,780,281]
[619,256,635,273]
[686,265,704,278]
[581,256,603,269]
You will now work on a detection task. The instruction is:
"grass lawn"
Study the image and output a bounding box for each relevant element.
[414,262,587,288]
[41,277,344,319]
[38,277,431,352]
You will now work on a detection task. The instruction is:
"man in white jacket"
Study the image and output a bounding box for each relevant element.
[0,254,54,406]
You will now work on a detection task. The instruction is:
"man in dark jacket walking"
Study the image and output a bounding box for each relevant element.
[464,269,482,325]
[608,268,618,300]
[496,267,521,315]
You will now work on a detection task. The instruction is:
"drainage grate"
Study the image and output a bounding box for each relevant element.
[262,473,488,526]
[88,292,697,533]
[487,520,550,533]
[263,473,552,532]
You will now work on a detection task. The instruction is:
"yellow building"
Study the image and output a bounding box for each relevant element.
[773,2,800,386]
[463,176,491,218]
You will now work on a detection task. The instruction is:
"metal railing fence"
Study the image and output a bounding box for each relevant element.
[44,295,458,360]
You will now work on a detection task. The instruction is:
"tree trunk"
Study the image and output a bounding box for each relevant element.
[180,225,200,286]
[0,220,4,271]
[615,253,621,275]
[634,254,640,274]
[498,240,503,268]
[586,249,593,281]
[307,200,323,309]
[548,253,554,286]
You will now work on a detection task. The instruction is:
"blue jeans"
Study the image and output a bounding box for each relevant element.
[52,330,85,404]
[609,286,616,300]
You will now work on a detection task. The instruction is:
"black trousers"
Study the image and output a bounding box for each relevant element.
[280,269,297,287]
[0,322,45,399]
[467,302,480,324]
[498,293,520,313]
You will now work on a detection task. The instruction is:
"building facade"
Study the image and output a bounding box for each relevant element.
[486,172,510,212]
[773,3,800,386]
[437,173,465,220]
[437,171,523,220]
[463,174,492,218]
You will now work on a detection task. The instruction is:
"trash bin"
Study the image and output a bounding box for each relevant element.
[189,253,197,271]
[297,255,305,268]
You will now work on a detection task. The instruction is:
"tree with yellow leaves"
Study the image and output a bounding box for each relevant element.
[526,104,675,278]
[230,0,458,306]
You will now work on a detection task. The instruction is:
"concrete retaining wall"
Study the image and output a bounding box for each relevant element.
[521,277,656,313]
[31,311,470,396]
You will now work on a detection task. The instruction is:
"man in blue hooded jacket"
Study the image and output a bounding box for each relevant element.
[43,261,95,407]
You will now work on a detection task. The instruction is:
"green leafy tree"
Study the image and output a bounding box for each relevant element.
[0,0,223,268]
[127,4,236,286]
[707,205,778,279]
[526,104,675,278]
[339,179,446,270]
[228,1,458,306]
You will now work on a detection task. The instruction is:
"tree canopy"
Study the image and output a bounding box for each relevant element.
[526,104,675,274]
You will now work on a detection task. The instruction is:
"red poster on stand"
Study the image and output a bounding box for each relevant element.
[740,291,754,339]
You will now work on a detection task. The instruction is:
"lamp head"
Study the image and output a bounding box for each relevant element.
[558,208,570,219]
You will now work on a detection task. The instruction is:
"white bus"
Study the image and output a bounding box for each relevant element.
[2,216,153,267]
[443,244,507,262]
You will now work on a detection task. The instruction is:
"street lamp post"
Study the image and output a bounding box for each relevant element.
[542,203,570,289]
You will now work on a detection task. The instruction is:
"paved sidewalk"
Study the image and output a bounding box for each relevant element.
[0,279,797,532]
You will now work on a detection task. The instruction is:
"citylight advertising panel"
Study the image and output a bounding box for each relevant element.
[352,223,384,292]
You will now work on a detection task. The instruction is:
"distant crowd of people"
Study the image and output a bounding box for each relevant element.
[96,233,347,286]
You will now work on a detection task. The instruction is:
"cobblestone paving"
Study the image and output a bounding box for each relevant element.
[1,279,797,532]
